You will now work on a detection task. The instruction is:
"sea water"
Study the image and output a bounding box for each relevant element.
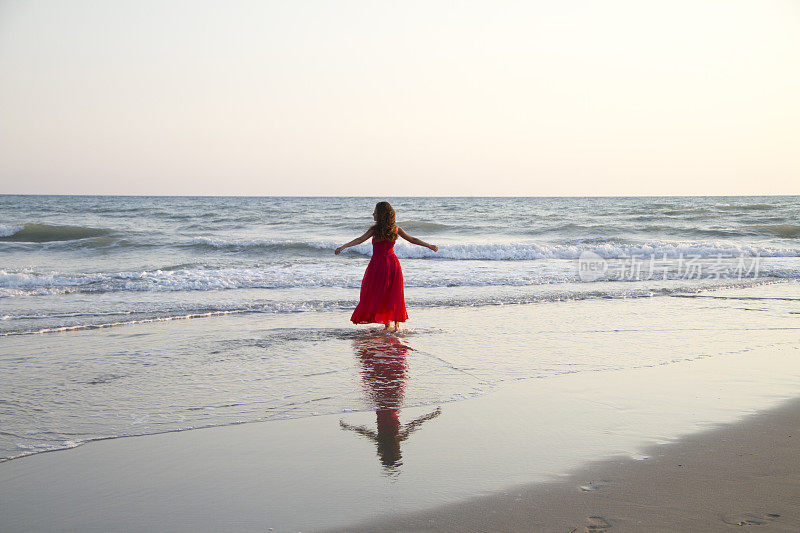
[1,195,799,460]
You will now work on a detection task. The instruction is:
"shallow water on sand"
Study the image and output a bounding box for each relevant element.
[1,280,798,461]
[2,288,800,533]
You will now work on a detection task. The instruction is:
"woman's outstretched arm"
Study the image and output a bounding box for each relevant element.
[335,227,374,255]
[397,227,438,252]
[399,407,442,440]
[339,419,378,441]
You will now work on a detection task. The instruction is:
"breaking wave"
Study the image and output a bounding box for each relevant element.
[0,223,112,242]
[744,224,800,239]
[716,203,776,211]
[187,238,800,260]
[1,278,788,336]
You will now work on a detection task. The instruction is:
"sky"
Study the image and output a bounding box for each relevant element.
[0,0,798,196]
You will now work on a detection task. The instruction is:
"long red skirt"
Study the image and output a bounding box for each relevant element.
[351,239,409,324]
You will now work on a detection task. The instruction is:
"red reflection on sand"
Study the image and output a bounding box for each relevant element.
[340,335,441,473]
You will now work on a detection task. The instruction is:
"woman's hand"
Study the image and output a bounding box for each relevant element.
[334,246,344,255]
[429,244,438,252]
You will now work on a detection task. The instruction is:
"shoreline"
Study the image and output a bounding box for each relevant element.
[336,395,800,532]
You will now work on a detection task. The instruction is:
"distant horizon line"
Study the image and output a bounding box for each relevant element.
[1,193,798,198]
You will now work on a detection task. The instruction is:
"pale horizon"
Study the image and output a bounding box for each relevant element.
[1,0,798,196]
[1,193,799,198]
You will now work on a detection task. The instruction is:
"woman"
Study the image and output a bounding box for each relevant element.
[335,201,438,331]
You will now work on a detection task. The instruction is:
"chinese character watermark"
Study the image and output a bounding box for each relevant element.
[576,253,762,282]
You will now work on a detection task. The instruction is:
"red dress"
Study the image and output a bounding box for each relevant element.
[350,236,409,324]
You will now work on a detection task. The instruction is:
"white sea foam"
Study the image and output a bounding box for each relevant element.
[0,310,249,336]
[2,311,134,321]
[0,224,22,237]
[2,255,799,298]
[367,240,800,260]
[186,237,800,260]
[1,278,790,336]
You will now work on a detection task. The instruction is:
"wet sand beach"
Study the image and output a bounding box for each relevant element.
[0,283,800,532]
[1,281,799,532]
[337,397,800,532]
[2,342,799,532]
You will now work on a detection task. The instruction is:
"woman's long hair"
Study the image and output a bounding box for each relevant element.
[372,201,398,242]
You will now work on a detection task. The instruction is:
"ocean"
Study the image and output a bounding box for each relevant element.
[1,195,799,461]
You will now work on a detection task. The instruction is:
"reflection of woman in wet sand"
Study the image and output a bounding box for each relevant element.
[340,335,441,471]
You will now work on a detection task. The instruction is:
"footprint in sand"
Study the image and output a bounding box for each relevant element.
[585,515,612,532]
[720,512,780,526]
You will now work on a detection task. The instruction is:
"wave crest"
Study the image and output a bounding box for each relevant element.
[390,241,800,260]
[0,223,112,242]
[744,224,800,239]
[185,237,800,260]
[717,203,775,211]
